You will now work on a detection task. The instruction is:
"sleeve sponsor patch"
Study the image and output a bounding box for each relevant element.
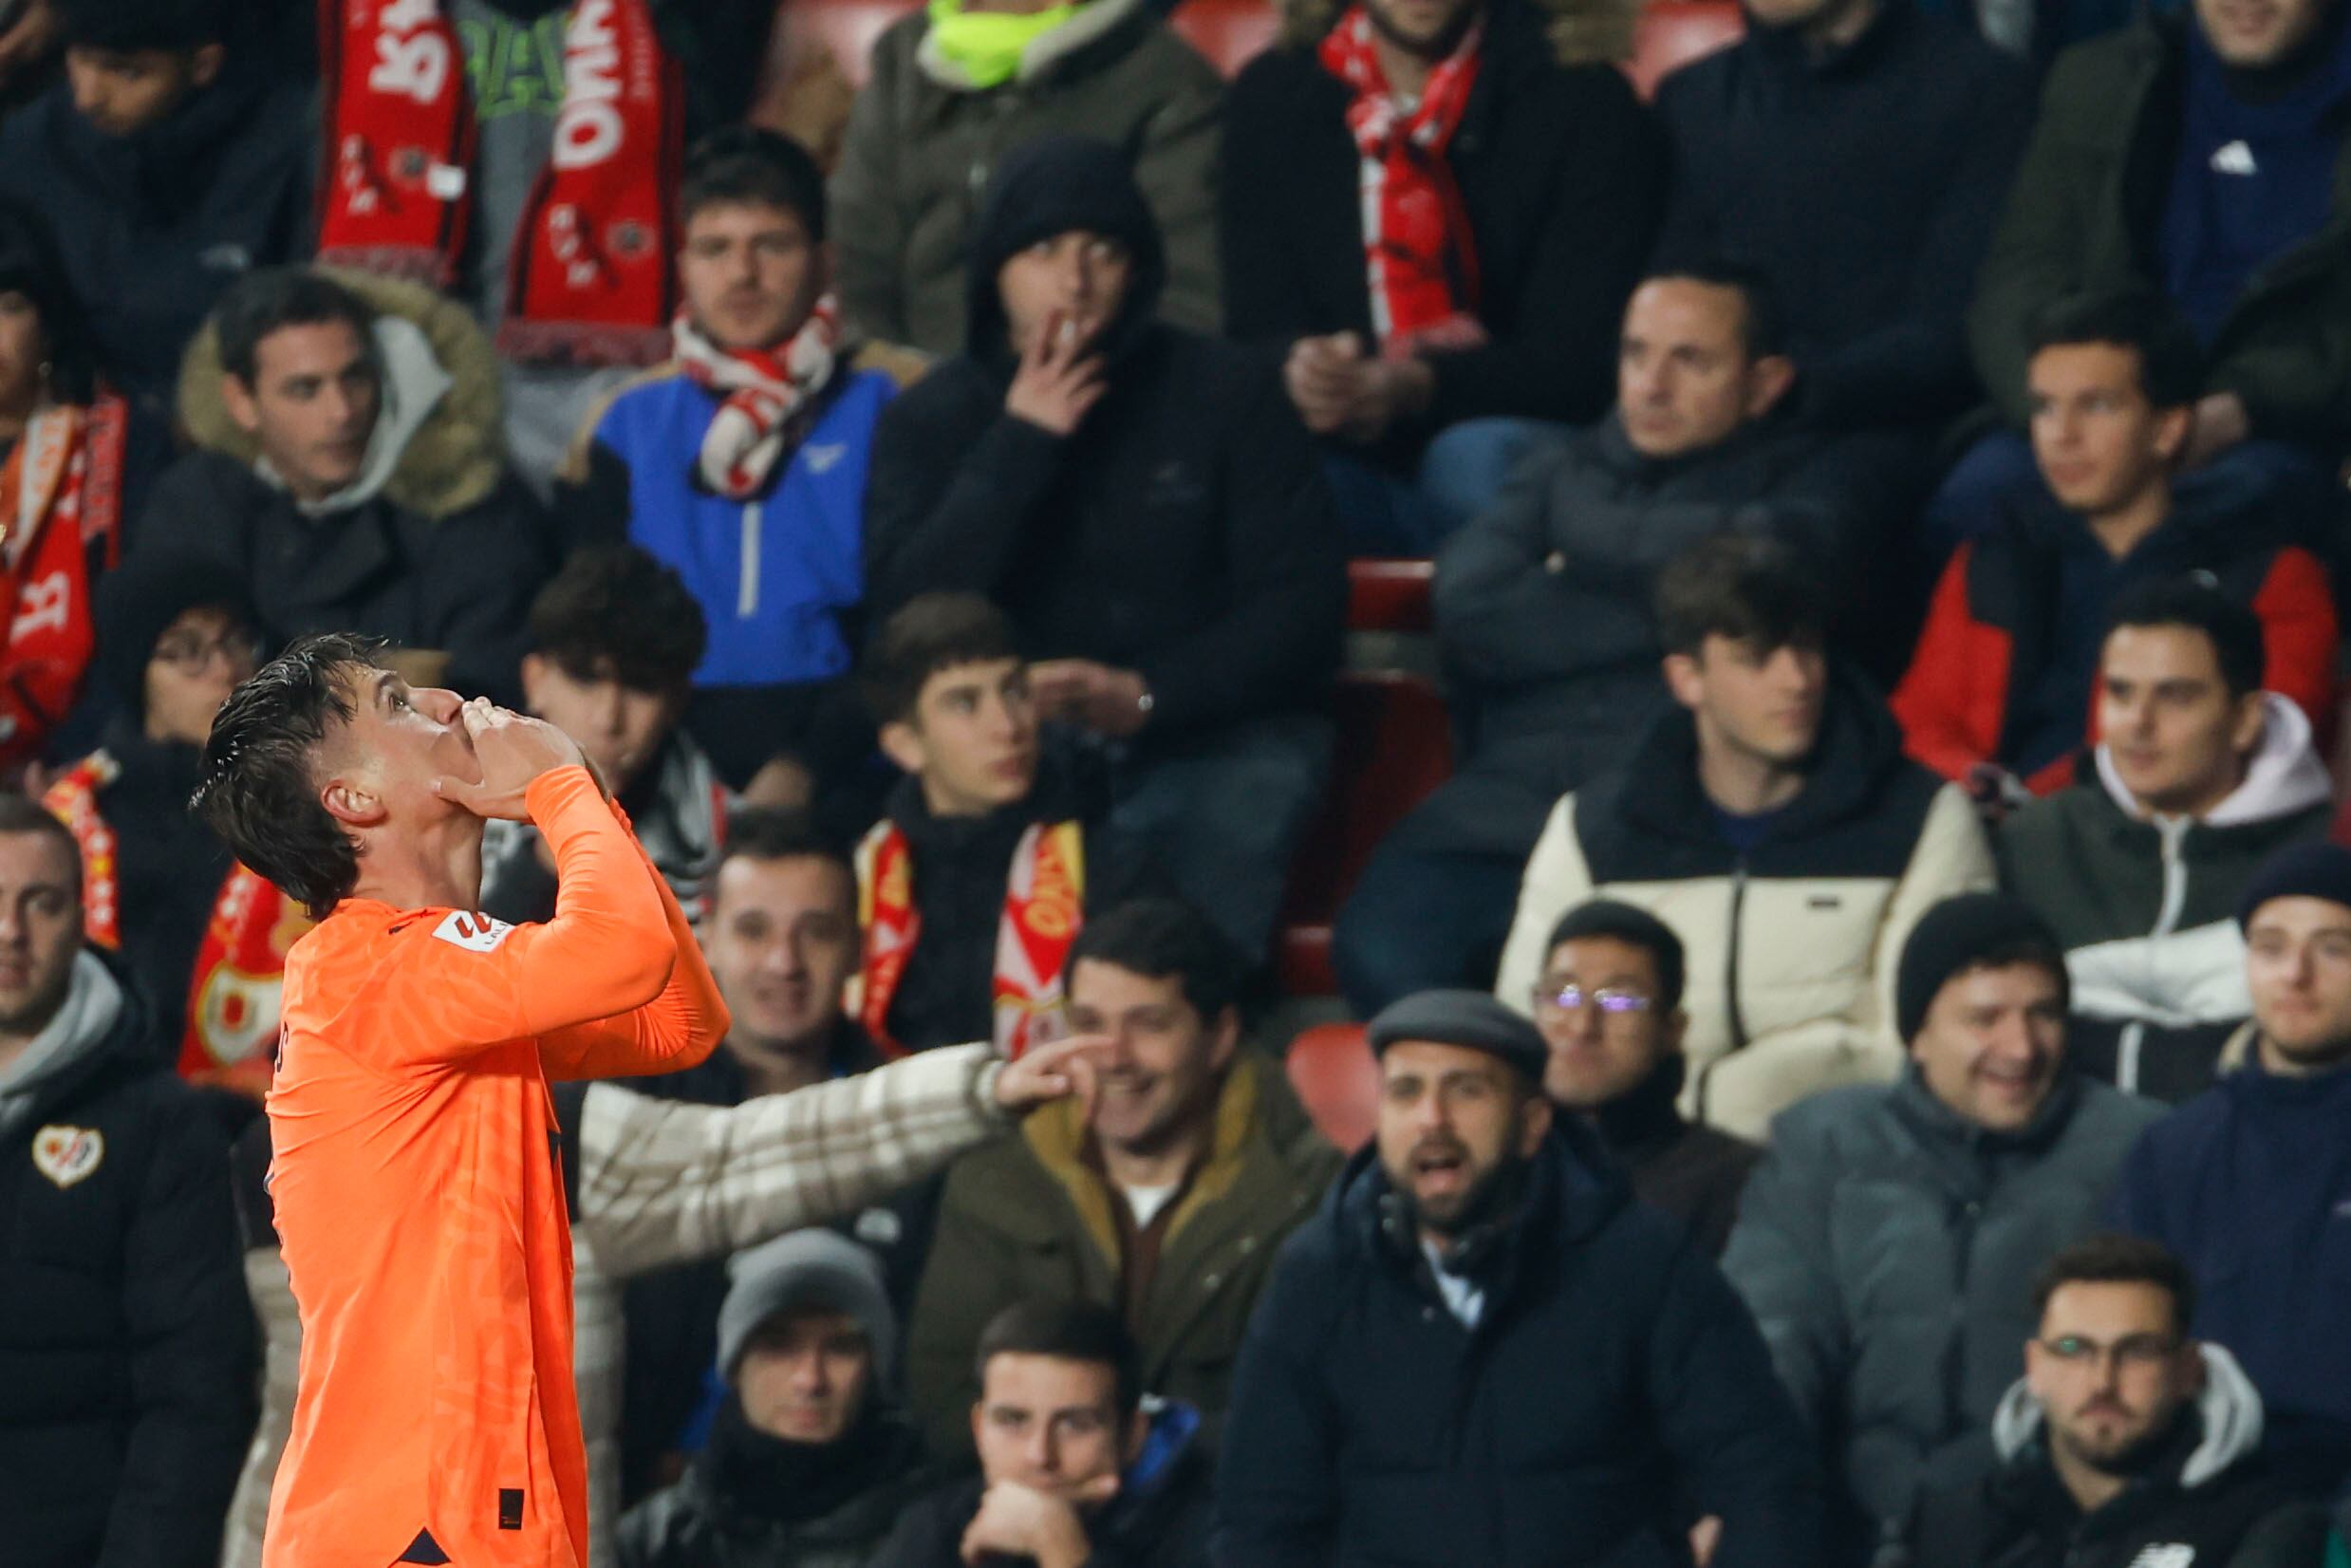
[431,911,515,953]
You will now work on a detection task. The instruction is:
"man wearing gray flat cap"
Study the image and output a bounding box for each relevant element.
[1213,989,1820,1567]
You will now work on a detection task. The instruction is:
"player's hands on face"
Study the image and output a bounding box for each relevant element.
[958,1476,1111,1568]
[994,1033,1109,1115]
[432,699,589,821]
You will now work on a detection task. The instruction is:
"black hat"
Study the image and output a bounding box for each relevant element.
[964,135,1166,361]
[2237,841,2351,930]
[1367,989,1547,1083]
[1894,893,2068,1043]
[96,552,257,718]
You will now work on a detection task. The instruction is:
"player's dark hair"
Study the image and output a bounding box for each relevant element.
[1543,899,1687,1013]
[527,545,707,696]
[681,127,829,241]
[1063,897,1240,1024]
[1638,258,1786,361]
[0,793,83,897]
[194,633,380,920]
[859,592,1021,727]
[215,269,378,388]
[2026,288,2203,412]
[2032,1233,2196,1335]
[2104,575,2265,700]
[975,1299,1142,1418]
[1653,533,1829,660]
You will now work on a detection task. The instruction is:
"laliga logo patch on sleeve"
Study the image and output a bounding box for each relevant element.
[432,910,515,953]
[32,1125,103,1188]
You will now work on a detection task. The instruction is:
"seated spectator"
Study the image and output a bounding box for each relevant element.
[0,0,311,415]
[1956,0,2351,546]
[1533,900,1760,1257]
[1218,990,1820,1564]
[830,0,1221,357]
[1653,0,2032,439]
[2114,841,2351,1492]
[853,591,1162,1058]
[1724,893,2164,1564]
[1910,1233,2331,1568]
[907,898,1340,1457]
[878,1300,1213,1568]
[147,268,554,703]
[567,129,912,793]
[1335,271,1914,1014]
[618,1231,936,1568]
[0,795,253,1567]
[1220,0,1664,553]
[43,553,279,1097]
[1486,535,1993,1139]
[1894,291,2337,800]
[867,137,1344,962]
[2000,580,2332,1103]
[481,547,728,928]
[0,198,138,773]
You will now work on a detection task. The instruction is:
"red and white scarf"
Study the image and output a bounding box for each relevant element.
[0,398,124,771]
[317,0,684,366]
[1319,7,1486,351]
[851,818,1087,1060]
[674,294,845,501]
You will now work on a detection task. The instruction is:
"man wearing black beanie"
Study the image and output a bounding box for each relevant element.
[1723,891,2164,1565]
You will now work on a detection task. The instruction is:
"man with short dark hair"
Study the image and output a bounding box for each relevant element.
[0,0,312,409]
[1489,534,1992,1139]
[2000,579,2332,1102]
[0,794,254,1567]
[907,898,1339,1457]
[1724,893,2164,1564]
[1333,270,1913,1014]
[1896,289,2338,801]
[1532,900,1760,1256]
[1909,1233,2331,1568]
[141,267,553,703]
[1217,989,1820,1565]
[877,1300,1215,1568]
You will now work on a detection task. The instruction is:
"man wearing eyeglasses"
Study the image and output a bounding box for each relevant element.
[1908,1233,2329,1568]
[1531,899,1758,1257]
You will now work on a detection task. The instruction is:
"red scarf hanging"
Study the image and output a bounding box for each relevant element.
[0,399,123,772]
[1318,7,1486,352]
[317,0,683,366]
[851,819,1087,1060]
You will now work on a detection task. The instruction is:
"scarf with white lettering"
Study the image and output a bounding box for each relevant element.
[0,399,124,770]
[673,294,845,500]
[318,0,682,365]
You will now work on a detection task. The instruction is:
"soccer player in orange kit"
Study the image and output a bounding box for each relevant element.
[194,634,1097,1567]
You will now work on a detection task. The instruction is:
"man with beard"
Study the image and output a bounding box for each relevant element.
[1215,990,1819,1567]
[1909,1234,2329,1568]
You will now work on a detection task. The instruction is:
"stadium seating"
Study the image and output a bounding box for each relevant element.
[1347,558,1437,635]
[1286,1021,1381,1149]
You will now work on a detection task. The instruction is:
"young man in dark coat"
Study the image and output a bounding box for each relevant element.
[866,135,1344,964]
[1215,989,1821,1567]
[0,795,254,1567]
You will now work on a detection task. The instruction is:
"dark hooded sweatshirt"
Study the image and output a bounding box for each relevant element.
[864,136,1344,748]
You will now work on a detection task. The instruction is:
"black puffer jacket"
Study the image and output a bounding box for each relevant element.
[0,956,254,1568]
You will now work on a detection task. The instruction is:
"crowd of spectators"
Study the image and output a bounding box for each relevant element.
[1,0,2350,1560]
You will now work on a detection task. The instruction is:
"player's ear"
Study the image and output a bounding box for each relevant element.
[319,776,385,829]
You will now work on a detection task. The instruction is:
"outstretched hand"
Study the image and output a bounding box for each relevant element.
[431,700,589,822]
[993,1032,1110,1116]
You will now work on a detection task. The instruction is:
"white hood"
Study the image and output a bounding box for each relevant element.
[2097,693,2332,830]
[1988,1342,2265,1490]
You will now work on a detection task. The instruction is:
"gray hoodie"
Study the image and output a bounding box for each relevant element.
[0,952,126,1140]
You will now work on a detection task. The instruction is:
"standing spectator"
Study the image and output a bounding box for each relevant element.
[0,0,313,414]
[906,899,1339,1457]
[1894,291,2338,799]
[0,795,253,1567]
[146,268,554,703]
[1532,900,1761,1257]
[482,547,728,928]
[1487,535,1994,1139]
[2113,841,2351,1491]
[1998,580,2332,1102]
[1909,1234,2331,1568]
[1723,893,2164,1564]
[1221,0,1664,552]
[830,0,1222,357]
[875,1301,1215,1568]
[619,1232,937,1568]
[1217,990,1822,1566]
[43,553,276,1098]
[853,592,1162,1058]
[866,137,1343,962]
[1335,273,1914,1012]
[1653,0,2033,439]
[566,129,915,794]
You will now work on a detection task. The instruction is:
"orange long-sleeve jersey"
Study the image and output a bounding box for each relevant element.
[261,765,727,1567]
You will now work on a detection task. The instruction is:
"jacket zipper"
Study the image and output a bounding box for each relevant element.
[737,500,761,619]
[2119,817,2192,1093]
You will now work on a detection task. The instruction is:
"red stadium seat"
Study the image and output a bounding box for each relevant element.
[1278,671,1454,996]
[1625,0,1743,99]
[1347,558,1436,634]
[1169,0,1284,74]
[1286,1021,1382,1150]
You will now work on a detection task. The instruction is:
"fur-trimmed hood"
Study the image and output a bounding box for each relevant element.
[175,269,506,523]
[1275,0,1639,65]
